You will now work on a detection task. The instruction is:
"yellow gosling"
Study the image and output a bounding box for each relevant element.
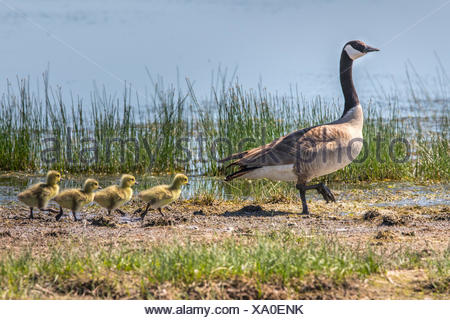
[17,170,61,219]
[54,179,101,221]
[136,174,189,219]
[94,174,137,216]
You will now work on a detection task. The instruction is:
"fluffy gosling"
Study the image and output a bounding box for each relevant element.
[54,179,101,221]
[17,170,61,219]
[94,174,137,216]
[136,174,189,219]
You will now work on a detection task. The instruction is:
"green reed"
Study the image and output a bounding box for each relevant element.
[0,69,448,182]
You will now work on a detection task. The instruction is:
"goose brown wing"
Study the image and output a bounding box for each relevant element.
[226,124,351,169]
[223,126,314,168]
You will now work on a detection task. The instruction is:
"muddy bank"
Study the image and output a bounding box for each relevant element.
[1,198,448,251]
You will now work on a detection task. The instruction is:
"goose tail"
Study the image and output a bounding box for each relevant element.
[224,166,259,181]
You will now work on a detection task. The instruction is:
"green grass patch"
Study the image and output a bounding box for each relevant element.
[0,232,448,298]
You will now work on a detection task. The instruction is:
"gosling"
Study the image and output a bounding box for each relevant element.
[135,174,189,219]
[94,174,137,216]
[17,170,61,219]
[54,179,101,221]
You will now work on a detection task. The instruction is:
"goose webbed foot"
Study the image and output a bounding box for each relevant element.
[316,183,336,203]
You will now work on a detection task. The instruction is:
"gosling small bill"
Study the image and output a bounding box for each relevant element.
[94,174,137,216]
[17,170,61,219]
[54,178,101,221]
[136,174,189,219]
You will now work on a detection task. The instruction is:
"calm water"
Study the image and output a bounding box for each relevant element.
[1,0,450,101]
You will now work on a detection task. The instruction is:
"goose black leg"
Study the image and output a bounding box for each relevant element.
[29,207,34,219]
[300,183,336,203]
[55,207,64,221]
[296,182,336,215]
[158,208,165,217]
[72,211,79,221]
[296,184,310,215]
[316,183,336,203]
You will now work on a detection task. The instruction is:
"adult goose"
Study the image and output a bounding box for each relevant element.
[220,40,379,215]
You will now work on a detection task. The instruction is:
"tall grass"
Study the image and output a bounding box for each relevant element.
[1,233,447,299]
[0,68,448,182]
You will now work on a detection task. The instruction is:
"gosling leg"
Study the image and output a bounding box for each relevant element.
[158,208,165,217]
[140,203,151,220]
[55,207,64,221]
[29,207,34,219]
[72,211,79,222]
[115,209,128,216]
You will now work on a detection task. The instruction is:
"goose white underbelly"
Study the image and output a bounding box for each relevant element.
[242,164,297,182]
[239,137,363,182]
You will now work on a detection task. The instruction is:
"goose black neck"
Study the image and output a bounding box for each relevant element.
[340,51,359,116]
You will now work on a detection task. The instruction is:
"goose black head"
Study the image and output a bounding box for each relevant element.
[343,40,379,60]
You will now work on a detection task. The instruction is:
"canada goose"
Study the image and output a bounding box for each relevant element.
[17,170,61,219]
[94,174,137,216]
[135,174,189,219]
[54,178,101,221]
[220,40,379,215]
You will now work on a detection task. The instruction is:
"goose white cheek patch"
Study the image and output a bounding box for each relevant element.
[344,44,366,60]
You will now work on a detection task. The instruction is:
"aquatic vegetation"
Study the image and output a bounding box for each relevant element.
[0,69,448,182]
